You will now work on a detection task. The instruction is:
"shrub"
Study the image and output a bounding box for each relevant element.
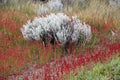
[36,0,63,15]
[49,0,63,12]
[36,5,49,14]
[21,13,92,53]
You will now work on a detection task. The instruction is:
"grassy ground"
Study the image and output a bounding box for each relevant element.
[0,0,120,79]
[1,0,120,30]
[64,54,120,80]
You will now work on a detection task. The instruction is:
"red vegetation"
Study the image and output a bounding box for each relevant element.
[0,9,120,80]
[7,42,120,80]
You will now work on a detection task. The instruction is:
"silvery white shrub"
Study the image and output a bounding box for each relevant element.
[21,13,70,42]
[36,0,63,15]
[61,0,71,5]
[49,0,63,11]
[109,0,120,6]
[36,5,49,14]
[21,13,92,52]
[35,0,88,15]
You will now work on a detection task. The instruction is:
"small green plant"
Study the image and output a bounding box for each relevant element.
[65,54,120,80]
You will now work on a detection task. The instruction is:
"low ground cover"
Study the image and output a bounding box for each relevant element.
[0,0,120,80]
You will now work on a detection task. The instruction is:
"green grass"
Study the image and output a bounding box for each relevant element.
[64,54,120,80]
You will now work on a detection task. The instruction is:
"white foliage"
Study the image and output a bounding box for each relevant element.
[21,13,92,47]
[36,5,49,14]
[49,0,63,11]
[36,0,63,15]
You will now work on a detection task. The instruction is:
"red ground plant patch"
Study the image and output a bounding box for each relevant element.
[7,42,120,80]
